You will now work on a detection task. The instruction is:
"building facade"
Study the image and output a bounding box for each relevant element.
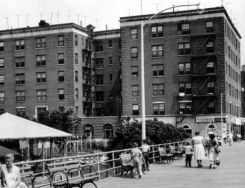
[120,7,242,137]
[0,21,94,118]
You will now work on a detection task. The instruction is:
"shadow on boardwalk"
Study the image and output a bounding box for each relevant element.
[97,141,245,188]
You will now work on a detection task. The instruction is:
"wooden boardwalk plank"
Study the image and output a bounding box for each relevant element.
[97,142,245,188]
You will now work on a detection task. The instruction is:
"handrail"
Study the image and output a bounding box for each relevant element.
[17,140,186,180]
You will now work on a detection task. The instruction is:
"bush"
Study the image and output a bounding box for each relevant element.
[108,118,186,150]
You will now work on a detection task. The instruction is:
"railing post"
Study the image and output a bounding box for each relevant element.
[152,146,155,163]
[112,152,115,175]
[97,154,101,180]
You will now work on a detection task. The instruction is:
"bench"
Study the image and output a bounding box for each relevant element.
[158,147,173,163]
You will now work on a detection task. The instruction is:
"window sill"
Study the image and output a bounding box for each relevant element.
[177,54,191,57]
[151,37,164,39]
[153,75,164,78]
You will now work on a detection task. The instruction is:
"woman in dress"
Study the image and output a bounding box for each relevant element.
[206,132,220,169]
[192,131,206,168]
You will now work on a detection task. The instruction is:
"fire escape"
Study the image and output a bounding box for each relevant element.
[82,25,94,117]
[190,30,217,115]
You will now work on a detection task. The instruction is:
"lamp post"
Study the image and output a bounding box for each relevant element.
[140,3,200,141]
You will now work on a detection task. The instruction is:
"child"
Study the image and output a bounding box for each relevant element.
[184,142,193,167]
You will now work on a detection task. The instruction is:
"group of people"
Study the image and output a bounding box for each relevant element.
[130,140,151,178]
[0,153,27,188]
[184,131,221,169]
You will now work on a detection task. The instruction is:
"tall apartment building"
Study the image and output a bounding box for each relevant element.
[120,7,242,137]
[93,29,122,116]
[0,21,94,118]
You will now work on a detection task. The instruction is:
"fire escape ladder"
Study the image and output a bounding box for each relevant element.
[199,76,210,94]
[197,97,210,114]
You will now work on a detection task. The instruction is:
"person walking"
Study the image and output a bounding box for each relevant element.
[227,131,233,146]
[142,139,150,171]
[192,131,206,168]
[0,153,27,188]
[206,132,220,169]
[131,142,143,178]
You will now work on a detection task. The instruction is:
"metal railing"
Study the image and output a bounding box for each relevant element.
[15,140,186,180]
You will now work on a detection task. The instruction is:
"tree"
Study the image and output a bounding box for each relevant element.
[109,118,187,150]
[37,109,80,133]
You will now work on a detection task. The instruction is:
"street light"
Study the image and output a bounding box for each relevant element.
[140,3,200,141]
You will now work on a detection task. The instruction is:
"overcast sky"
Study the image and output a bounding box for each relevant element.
[0,0,244,63]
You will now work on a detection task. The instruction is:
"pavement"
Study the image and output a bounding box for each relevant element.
[96,141,245,188]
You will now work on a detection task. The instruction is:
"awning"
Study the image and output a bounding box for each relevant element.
[0,113,72,140]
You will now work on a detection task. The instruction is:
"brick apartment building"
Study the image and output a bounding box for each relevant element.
[0,7,243,139]
[120,7,242,137]
[0,21,94,118]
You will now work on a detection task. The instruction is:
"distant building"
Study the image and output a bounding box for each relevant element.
[120,7,242,137]
[0,21,94,118]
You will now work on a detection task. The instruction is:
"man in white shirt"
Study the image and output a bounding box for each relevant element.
[0,153,27,188]
[142,140,150,171]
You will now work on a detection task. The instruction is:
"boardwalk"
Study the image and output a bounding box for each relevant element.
[97,141,245,188]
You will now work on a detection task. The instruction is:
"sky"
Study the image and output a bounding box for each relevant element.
[0,0,244,63]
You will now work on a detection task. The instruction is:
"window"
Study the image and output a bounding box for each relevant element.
[36,37,46,48]
[130,28,138,39]
[178,62,191,75]
[152,45,163,57]
[15,73,25,85]
[178,23,190,35]
[16,107,26,117]
[58,53,64,65]
[208,101,215,113]
[36,55,46,66]
[179,83,192,94]
[95,75,104,85]
[131,66,138,77]
[75,88,79,100]
[16,91,25,101]
[75,53,78,64]
[58,35,64,46]
[109,57,112,65]
[108,39,112,47]
[109,74,112,81]
[58,106,65,112]
[206,21,214,33]
[151,26,163,38]
[84,124,94,138]
[132,104,139,115]
[75,35,78,46]
[207,82,215,93]
[0,58,4,68]
[36,106,48,119]
[153,84,164,96]
[94,58,104,68]
[183,125,192,138]
[58,89,65,100]
[94,41,103,52]
[153,103,165,115]
[15,39,25,50]
[15,56,25,67]
[94,104,104,116]
[131,47,138,58]
[95,91,104,101]
[58,71,64,82]
[153,65,164,76]
[37,89,47,101]
[0,92,4,102]
[207,62,215,73]
[0,42,4,51]
[0,75,4,85]
[179,102,192,114]
[132,85,139,96]
[206,41,214,53]
[103,124,113,139]
[178,43,190,55]
[75,71,78,82]
[36,72,46,83]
